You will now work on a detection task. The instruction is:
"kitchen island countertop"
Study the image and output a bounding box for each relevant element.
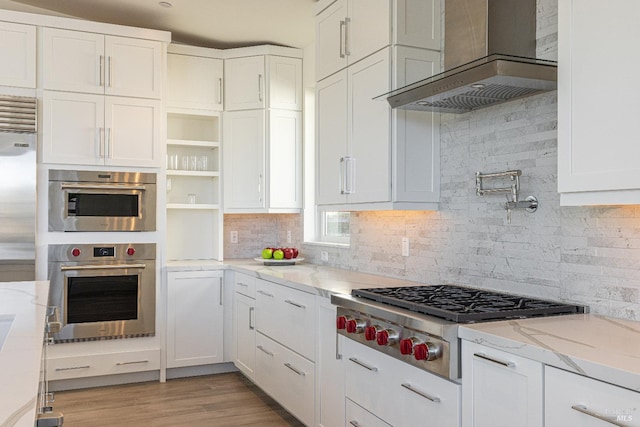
[0,281,50,427]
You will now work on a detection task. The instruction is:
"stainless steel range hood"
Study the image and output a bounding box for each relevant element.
[379,0,557,113]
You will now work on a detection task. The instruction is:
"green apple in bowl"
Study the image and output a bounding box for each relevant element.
[273,248,285,260]
[261,247,274,259]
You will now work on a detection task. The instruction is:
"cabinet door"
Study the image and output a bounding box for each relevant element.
[105,36,162,99]
[268,109,302,209]
[166,270,224,368]
[315,0,348,81]
[168,54,223,110]
[224,56,265,111]
[316,70,348,205]
[348,48,391,204]
[545,366,640,427]
[233,292,256,380]
[317,298,345,427]
[461,341,543,427]
[105,96,162,167]
[0,21,36,88]
[41,28,105,94]
[268,56,303,110]
[41,91,104,165]
[223,110,266,210]
[347,0,390,66]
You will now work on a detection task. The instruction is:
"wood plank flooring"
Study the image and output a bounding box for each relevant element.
[53,372,305,426]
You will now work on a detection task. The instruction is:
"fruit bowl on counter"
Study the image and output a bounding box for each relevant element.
[254,247,304,266]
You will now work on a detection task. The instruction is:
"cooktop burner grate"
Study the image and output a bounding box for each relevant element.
[352,285,586,323]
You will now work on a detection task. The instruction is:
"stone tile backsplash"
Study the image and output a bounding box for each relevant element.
[223,0,640,321]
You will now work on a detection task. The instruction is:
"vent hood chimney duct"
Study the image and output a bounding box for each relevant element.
[379,0,557,113]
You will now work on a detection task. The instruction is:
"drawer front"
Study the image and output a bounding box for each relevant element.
[233,272,256,298]
[255,333,315,426]
[48,349,160,380]
[256,279,316,360]
[346,398,392,427]
[345,339,460,427]
[545,366,640,427]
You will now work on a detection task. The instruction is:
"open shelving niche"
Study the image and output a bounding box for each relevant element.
[166,108,223,261]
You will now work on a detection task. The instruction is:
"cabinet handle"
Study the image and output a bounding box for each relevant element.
[344,17,351,56]
[284,299,306,309]
[257,345,274,357]
[258,174,263,202]
[348,357,378,372]
[473,352,516,368]
[99,127,105,158]
[284,362,306,377]
[108,56,113,87]
[116,360,149,366]
[218,77,223,105]
[257,289,274,298]
[106,127,112,159]
[571,405,628,426]
[345,156,356,194]
[258,74,263,102]
[401,383,441,403]
[55,365,90,371]
[335,330,342,360]
[99,55,105,87]
[219,277,223,306]
[349,422,360,427]
[237,282,249,287]
[249,306,255,330]
[339,20,346,58]
[339,157,346,194]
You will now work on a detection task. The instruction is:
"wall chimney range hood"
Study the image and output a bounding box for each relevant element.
[378,0,557,113]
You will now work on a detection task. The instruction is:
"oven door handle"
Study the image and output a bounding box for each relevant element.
[60,264,146,271]
[60,183,147,191]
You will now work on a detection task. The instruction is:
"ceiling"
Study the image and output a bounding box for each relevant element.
[0,0,317,49]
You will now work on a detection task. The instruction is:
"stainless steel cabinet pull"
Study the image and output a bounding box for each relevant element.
[108,56,113,87]
[257,290,274,298]
[106,127,112,158]
[60,263,146,271]
[348,357,378,372]
[401,383,441,403]
[284,299,306,309]
[99,55,105,86]
[237,282,248,287]
[571,405,628,426]
[258,174,263,202]
[218,77,223,104]
[258,74,263,102]
[249,306,255,330]
[219,277,223,306]
[344,17,351,56]
[257,345,274,357]
[473,352,516,368]
[60,183,147,191]
[99,127,105,158]
[55,365,90,371]
[284,362,306,377]
[335,332,342,360]
[339,157,346,194]
[116,360,148,366]
[339,20,346,58]
[349,421,360,427]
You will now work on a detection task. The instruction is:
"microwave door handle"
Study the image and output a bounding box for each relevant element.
[60,264,146,271]
[60,183,147,191]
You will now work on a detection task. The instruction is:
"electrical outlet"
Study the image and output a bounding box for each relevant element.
[230,230,238,244]
[321,251,329,262]
[402,237,410,257]
[287,230,292,244]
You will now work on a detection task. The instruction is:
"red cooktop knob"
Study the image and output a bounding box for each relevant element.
[127,247,136,256]
[376,330,389,346]
[414,343,428,360]
[399,338,414,355]
[71,248,81,257]
[364,326,378,341]
[346,319,359,333]
[336,316,347,330]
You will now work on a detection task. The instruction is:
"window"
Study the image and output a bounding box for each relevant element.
[319,211,350,244]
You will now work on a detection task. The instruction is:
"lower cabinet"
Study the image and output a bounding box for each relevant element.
[317,297,345,427]
[461,341,543,427]
[344,338,461,427]
[166,270,224,368]
[346,399,392,427]
[233,291,256,380]
[545,366,639,426]
[47,349,160,381]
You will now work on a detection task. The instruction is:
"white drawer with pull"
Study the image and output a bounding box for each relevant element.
[47,348,160,380]
[233,271,256,299]
[346,398,392,427]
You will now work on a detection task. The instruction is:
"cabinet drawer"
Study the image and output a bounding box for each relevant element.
[345,338,460,427]
[255,333,315,426]
[233,272,256,298]
[346,399,391,427]
[545,366,640,426]
[48,349,160,380]
[256,279,316,360]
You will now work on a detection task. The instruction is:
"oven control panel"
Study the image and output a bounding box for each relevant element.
[336,307,451,379]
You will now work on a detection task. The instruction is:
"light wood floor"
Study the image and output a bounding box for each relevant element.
[54,372,305,426]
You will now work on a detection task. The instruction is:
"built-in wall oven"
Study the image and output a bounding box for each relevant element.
[48,243,155,343]
[48,170,156,232]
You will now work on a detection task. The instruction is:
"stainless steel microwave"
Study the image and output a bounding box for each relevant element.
[49,170,156,232]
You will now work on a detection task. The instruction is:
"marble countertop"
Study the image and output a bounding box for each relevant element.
[459,314,640,392]
[0,281,50,427]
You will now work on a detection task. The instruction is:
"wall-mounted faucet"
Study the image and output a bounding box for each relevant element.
[476,170,538,224]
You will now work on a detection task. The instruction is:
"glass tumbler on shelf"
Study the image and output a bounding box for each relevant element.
[181,155,189,170]
[187,193,197,204]
[167,154,179,170]
[197,155,208,171]
[190,155,198,171]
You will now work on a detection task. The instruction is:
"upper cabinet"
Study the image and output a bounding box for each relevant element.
[41,28,162,99]
[0,21,36,88]
[315,0,440,81]
[167,47,223,111]
[558,0,640,205]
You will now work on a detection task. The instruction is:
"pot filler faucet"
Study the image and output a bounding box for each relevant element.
[475,170,538,224]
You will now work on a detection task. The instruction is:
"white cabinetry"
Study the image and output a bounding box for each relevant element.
[232,272,256,380]
[316,46,440,210]
[461,341,543,427]
[344,338,460,426]
[166,270,224,368]
[0,21,36,88]
[545,366,640,427]
[166,44,224,261]
[315,0,440,81]
[316,297,345,427]
[47,349,160,381]
[558,1,640,205]
[41,28,162,98]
